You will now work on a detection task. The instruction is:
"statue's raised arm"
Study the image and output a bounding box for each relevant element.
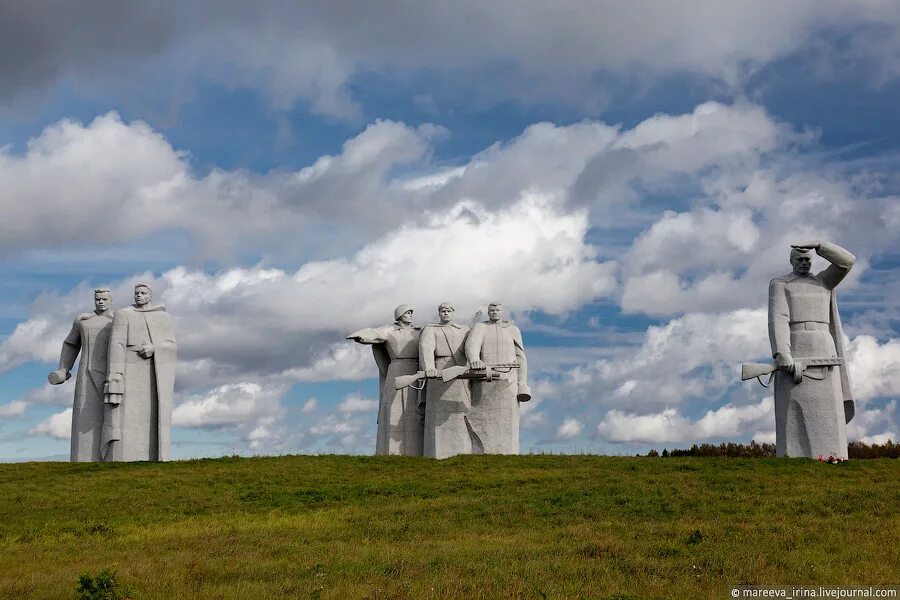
[791,240,855,290]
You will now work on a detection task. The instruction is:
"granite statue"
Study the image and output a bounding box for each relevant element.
[347,305,424,456]
[746,241,855,459]
[47,288,114,462]
[102,283,177,461]
[464,303,531,454]
[418,302,474,459]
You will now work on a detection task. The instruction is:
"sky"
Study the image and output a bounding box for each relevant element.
[1,1,899,461]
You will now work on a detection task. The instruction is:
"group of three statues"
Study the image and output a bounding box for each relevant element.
[348,302,532,459]
[49,240,857,462]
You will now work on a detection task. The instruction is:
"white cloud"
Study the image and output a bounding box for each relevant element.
[846,400,897,443]
[281,344,374,383]
[596,397,773,444]
[301,398,318,413]
[858,432,896,445]
[0,400,27,417]
[565,309,769,410]
[597,408,691,444]
[337,394,378,413]
[30,408,71,439]
[845,336,900,403]
[309,415,364,436]
[556,418,584,439]
[0,114,440,260]
[0,193,614,386]
[9,384,73,407]
[0,318,60,372]
[693,397,773,439]
[172,382,287,428]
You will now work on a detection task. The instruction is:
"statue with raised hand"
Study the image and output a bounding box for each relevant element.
[767,240,856,459]
[47,288,114,462]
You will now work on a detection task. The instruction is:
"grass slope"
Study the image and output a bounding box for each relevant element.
[0,455,898,599]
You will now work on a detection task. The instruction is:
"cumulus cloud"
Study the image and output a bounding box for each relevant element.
[556,418,584,439]
[8,384,74,407]
[845,336,900,403]
[306,410,373,453]
[565,309,770,410]
[0,318,60,372]
[858,432,896,445]
[30,408,71,439]
[0,194,614,386]
[9,101,896,323]
[337,394,378,413]
[596,397,773,444]
[846,400,897,443]
[172,382,287,428]
[0,113,440,260]
[0,401,27,417]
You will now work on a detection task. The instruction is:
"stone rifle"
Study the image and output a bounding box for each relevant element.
[395,363,521,390]
[741,357,843,387]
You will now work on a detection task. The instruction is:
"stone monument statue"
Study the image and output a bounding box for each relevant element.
[102,283,177,461]
[47,288,114,462]
[418,302,473,459]
[764,240,856,459]
[464,303,531,454]
[347,305,424,456]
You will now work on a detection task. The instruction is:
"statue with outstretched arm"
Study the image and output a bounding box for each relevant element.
[767,240,855,459]
[347,305,424,456]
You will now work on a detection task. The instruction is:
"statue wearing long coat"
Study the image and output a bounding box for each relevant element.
[464,320,528,454]
[769,242,855,459]
[419,322,472,459]
[348,324,424,456]
[102,304,177,461]
[57,311,113,461]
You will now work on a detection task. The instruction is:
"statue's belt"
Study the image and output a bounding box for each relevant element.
[789,321,829,331]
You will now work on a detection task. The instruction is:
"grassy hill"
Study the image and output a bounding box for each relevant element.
[1,455,898,599]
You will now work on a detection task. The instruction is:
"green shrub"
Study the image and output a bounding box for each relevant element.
[74,568,132,600]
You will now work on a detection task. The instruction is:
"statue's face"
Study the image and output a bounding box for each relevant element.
[438,307,454,324]
[488,304,503,322]
[94,293,111,312]
[791,254,812,276]
[398,310,413,325]
[134,286,152,306]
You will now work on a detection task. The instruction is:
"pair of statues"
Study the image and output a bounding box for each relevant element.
[49,284,177,462]
[348,302,531,458]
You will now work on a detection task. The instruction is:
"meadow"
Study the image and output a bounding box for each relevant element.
[0,455,897,599]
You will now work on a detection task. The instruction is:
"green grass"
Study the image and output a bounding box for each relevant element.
[1,456,898,599]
